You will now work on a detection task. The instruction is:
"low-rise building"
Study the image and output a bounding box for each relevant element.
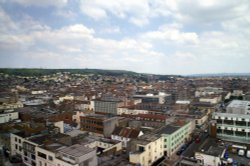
[111,127,143,148]
[80,114,119,137]
[0,109,19,124]
[93,98,123,115]
[0,101,23,110]
[129,134,164,166]
[11,130,98,166]
[157,120,194,157]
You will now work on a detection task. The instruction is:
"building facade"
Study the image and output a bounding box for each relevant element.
[212,100,250,144]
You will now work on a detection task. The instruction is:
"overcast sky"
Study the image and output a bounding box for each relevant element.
[0,0,250,75]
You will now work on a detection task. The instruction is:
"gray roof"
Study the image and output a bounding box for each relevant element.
[59,144,94,157]
[156,125,180,135]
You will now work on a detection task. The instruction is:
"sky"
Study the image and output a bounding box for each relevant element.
[0,0,250,75]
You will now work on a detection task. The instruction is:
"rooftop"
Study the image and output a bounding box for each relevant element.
[226,100,250,114]
[59,144,94,157]
[156,125,180,135]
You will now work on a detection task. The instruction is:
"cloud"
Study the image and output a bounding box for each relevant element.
[54,10,76,18]
[6,0,68,7]
[140,25,199,44]
[1,1,250,74]
[79,0,151,26]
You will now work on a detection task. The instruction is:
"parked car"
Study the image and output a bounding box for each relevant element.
[246,150,250,158]
[238,149,245,156]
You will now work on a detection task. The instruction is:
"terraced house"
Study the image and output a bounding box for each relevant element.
[157,120,194,157]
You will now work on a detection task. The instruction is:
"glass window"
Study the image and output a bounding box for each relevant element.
[48,156,53,161]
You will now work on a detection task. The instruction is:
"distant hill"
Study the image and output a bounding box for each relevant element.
[187,73,250,77]
[0,68,137,76]
[0,68,183,81]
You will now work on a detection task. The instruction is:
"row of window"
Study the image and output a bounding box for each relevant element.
[81,119,103,125]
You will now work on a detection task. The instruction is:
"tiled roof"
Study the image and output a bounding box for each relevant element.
[112,127,140,138]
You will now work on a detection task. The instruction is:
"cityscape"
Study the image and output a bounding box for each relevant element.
[0,69,250,166]
[1,1,250,166]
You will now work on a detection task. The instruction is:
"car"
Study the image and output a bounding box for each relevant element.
[232,161,238,166]
[238,149,245,156]
[195,138,200,143]
[246,150,250,158]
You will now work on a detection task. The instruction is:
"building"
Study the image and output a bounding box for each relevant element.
[133,92,171,104]
[195,87,223,97]
[0,101,23,110]
[93,98,123,115]
[156,120,193,157]
[80,114,119,137]
[10,130,98,166]
[111,127,143,148]
[0,109,19,124]
[199,95,222,104]
[212,100,250,144]
[37,144,97,166]
[194,138,226,166]
[243,92,250,101]
[129,134,164,166]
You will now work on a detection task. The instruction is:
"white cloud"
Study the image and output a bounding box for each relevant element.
[0,7,17,32]
[1,1,250,74]
[54,10,76,18]
[9,0,68,7]
[79,0,151,26]
[141,25,199,44]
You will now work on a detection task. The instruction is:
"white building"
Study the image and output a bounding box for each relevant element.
[129,135,164,166]
[0,109,19,124]
[36,144,97,166]
[11,132,98,166]
[195,144,225,166]
[213,100,250,144]
[111,127,143,148]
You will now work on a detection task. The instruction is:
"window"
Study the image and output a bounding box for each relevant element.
[38,152,47,159]
[19,146,22,151]
[31,161,36,166]
[69,156,75,160]
[15,137,17,142]
[19,139,21,143]
[15,144,18,150]
[32,154,36,160]
[48,156,53,161]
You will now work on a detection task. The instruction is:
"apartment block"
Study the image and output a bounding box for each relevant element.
[157,120,193,157]
[80,114,118,137]
[93,98,123,115]
[212,100,250,144]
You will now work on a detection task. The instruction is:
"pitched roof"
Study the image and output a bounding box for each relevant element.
[112,127,141,138]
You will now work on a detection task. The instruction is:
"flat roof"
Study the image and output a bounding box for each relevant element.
[59,144,94,157]
[227,100,250,114]
[156,125,180,135]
